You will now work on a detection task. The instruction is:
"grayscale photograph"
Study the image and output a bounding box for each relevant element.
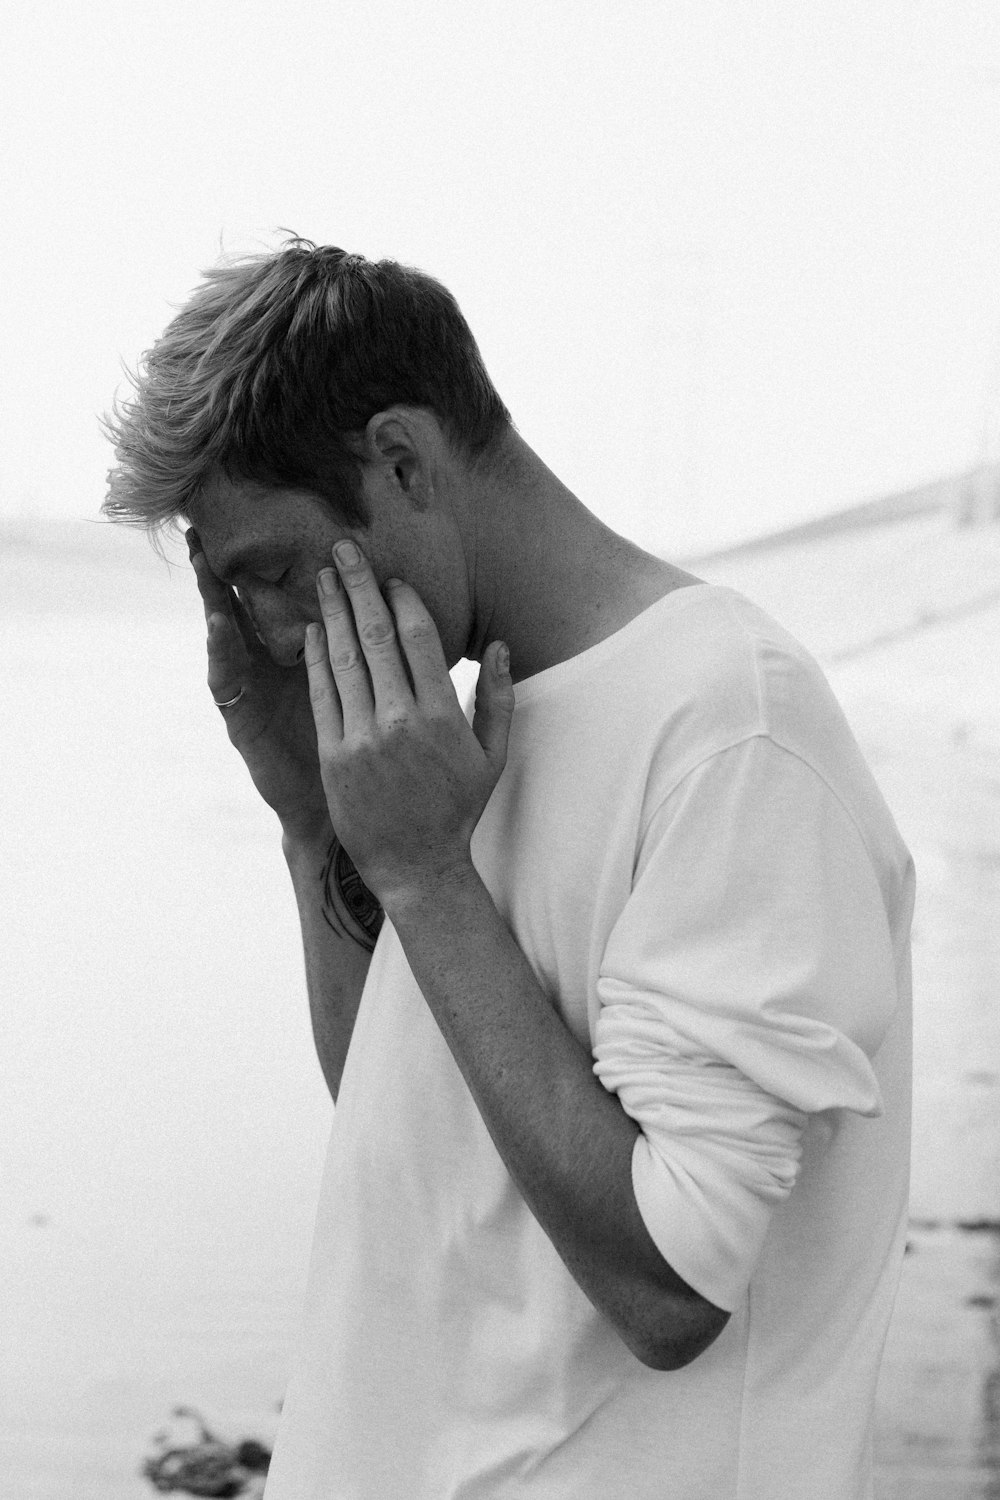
[2,4,998,1497]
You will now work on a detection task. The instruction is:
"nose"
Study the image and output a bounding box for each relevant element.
[242,595,309,669]
[265,629,308,669]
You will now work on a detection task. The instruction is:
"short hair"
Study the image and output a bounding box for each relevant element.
[101,236,512,552]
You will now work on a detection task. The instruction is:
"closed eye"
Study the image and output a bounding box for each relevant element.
[231,569,289,610]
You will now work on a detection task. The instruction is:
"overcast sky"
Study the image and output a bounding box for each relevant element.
[3,0,1000,556]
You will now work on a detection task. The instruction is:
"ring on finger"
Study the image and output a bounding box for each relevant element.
[213,687,246,709]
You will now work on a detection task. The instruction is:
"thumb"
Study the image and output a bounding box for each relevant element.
[471,641,515,777]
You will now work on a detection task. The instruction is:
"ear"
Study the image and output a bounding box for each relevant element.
[364,408,433,513]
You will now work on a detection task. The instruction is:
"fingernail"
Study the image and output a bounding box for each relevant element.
[318,568,337,595]
[497,643,510,675]
[334,540,360,566]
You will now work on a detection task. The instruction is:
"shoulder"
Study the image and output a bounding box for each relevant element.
[636,585,845,800]
[636,589,913,921]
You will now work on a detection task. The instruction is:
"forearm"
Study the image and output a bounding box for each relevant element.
[282,827,383,1103]
[383,863,728,1369]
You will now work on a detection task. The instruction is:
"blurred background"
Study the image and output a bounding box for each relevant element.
[1,2,999,1495]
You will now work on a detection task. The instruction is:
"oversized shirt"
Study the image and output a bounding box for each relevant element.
[264,582,915,1500]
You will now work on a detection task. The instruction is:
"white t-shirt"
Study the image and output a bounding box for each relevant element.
[264,583,914,1500]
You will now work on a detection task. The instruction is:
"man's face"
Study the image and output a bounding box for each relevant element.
[185,470,473,671]
[185,473,352,668]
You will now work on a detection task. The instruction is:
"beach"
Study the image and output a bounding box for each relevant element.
[1,521,327,1495]
[2,503,998,1496]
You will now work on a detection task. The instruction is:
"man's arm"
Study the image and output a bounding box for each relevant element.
[301,543,729,1368]
[385,864,731,1371]
[282,828,383,1103]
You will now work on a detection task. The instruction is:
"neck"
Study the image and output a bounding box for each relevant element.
[462,432,665,686]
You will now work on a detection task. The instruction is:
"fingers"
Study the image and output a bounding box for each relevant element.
[186,529,228,623]
[186,528,250,711]
[206,613,248,711]
[185,528,256,657]
[382,582,454,714]
[187,532,232,628]
[191,551,232,626]
[317,545,413,725]
[303,622,344,743]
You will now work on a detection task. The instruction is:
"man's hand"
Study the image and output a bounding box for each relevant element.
[302,541,514,910]
[186,527,332,844]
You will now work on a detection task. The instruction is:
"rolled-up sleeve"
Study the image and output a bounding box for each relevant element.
[592,734,900,1313]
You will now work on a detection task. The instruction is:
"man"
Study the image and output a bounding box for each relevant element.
[103,239,914,1498]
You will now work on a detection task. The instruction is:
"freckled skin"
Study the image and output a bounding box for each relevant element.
[182,417,700,847]
[186,471,475,675]
[184,421,701,690]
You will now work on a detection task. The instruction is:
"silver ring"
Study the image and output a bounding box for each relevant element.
[213,687,246,709]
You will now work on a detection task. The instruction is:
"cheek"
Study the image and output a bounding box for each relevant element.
[291,574,326,620]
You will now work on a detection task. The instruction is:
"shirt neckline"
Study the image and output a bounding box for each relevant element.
[511,582,727,707]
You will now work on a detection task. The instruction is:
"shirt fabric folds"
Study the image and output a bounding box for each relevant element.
[263,583,915,1500]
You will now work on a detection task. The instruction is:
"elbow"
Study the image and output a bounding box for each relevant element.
[628,1298,731,1372]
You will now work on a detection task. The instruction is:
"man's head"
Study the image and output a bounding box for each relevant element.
[102,237,512,554]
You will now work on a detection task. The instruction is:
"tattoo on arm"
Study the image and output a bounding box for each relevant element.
[320,836,384,952]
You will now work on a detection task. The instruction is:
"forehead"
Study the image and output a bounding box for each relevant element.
[188,473,287,534]
[187,474,326,573]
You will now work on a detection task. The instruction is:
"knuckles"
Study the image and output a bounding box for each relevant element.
[330,645,365,673]
[308,679,336,709]
[359,617,397,648]
[316,713,417,759]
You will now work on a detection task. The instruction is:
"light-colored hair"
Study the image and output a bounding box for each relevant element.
[102,236,511,553]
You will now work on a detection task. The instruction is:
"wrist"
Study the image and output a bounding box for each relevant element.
[378,855,482,928]
[281,816,335,860]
